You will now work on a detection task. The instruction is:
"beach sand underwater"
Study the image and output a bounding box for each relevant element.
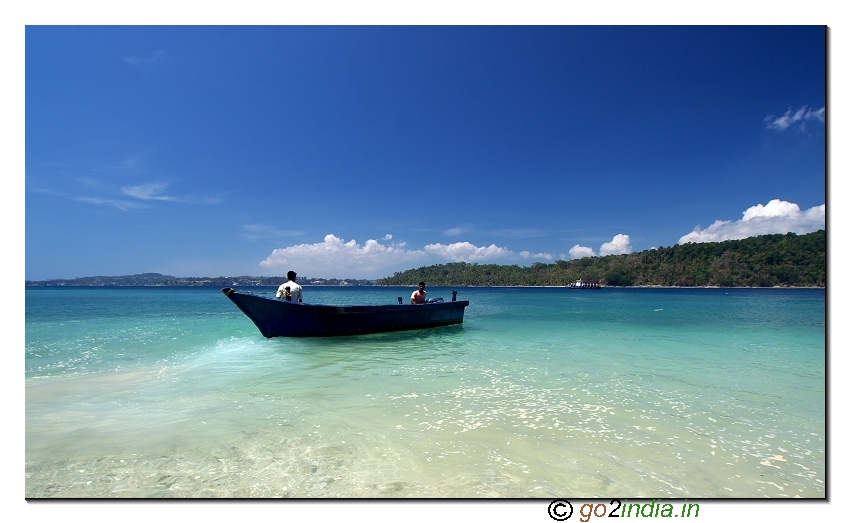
[25,286,825,498]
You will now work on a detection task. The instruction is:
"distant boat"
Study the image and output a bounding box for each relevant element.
[568,279,602,289]
[222,288,470,337]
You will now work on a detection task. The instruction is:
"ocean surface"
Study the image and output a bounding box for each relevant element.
[25,286,826,498]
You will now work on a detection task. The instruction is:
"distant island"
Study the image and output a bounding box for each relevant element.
[26,230,825,288]
[381,231,825,288]
[25,274,377,287]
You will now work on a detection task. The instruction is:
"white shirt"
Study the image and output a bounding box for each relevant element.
[276,280,303,302]
[411,289,426,304]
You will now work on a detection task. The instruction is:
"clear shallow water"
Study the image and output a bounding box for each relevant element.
[25,286,825,498]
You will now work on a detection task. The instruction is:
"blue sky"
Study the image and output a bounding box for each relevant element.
[25,25,826,280]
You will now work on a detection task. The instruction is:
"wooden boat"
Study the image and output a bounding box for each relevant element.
[222,288,470,338]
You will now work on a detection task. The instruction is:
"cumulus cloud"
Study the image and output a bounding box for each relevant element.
[568,234,632,259]
[765,105,825,131]
[569,245,595,259]
[600,234,633,255]
[260,234,426,278]
[679,199,825,244]
[259,235,557,277]
[520,251,555,260]
[424,242,512,262]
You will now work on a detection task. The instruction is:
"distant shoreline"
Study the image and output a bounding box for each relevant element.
[25,283,825,289]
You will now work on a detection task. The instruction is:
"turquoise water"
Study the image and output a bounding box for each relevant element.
[25,286,825,498]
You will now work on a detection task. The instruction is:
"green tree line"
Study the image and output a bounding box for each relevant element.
[377,230,826,287]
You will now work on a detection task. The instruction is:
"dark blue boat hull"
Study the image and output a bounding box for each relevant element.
[222,288,469,337]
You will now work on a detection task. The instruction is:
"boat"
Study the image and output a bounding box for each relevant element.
[222,287,470,338]
[568,279,602,289]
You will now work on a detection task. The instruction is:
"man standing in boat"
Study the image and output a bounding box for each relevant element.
[411,281,427,304]
[276,271,303,302]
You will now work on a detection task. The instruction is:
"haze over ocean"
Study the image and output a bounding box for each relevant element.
[26,286,824,498]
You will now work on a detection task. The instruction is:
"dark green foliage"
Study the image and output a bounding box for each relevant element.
[604,269,633,286]
[378,230,826,287]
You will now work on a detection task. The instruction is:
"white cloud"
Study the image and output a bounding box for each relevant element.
[121,183,221,205]
[445,227,465,236]
[600,234,633,255]
[122,183,177,201]
[679,199,825,244]
[569,245,595,259]
[260,234,426,278]
[520,251,555,260]
[73,196,147,211]
[765,105,825,131]
[383,234,393,240]
[742,200,803,220]
[260,235,553,278]
[569,234,632,259]
[426,245,556,262]
[424,242,512,262]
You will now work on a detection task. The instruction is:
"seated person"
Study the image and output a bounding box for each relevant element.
[276,271,303,302]
[410,282,427,304]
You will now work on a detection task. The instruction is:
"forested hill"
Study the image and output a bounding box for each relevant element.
[377,230,826,287]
